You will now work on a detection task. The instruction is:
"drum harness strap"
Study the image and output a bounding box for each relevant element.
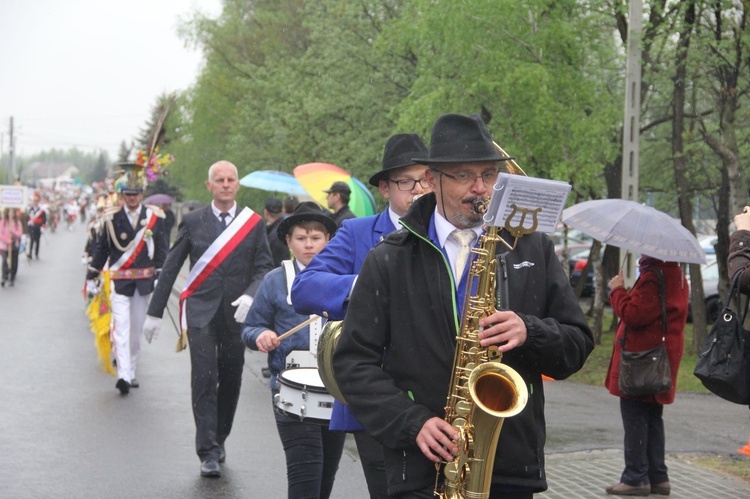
[282,260,324,357]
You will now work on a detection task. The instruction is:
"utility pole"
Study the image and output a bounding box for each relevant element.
[621,0,642,285]
[8,116,15,185]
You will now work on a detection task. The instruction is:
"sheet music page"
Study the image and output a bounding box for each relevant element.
[485,173,571,233]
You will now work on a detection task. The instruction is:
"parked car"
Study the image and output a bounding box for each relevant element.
[568,248,599,296]
[688,254,721,323]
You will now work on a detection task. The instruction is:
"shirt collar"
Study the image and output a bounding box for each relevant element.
[433,208,483,247]
[387,206,401,230]
[211,201,237,218]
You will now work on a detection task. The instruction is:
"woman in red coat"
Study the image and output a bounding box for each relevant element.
[604,256,689,496]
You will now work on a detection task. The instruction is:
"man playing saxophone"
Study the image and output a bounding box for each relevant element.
[333,113,594,498]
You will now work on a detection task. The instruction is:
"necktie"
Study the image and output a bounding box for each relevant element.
[130,210,139,229]
[451,229,477,279]
[217,212,229,233]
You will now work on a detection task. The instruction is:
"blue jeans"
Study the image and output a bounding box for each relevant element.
[273,398,346,499]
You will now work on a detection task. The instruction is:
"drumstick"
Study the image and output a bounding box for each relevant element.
[277,315,320,342]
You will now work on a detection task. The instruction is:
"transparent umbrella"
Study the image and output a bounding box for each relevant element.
[561,199,706,264]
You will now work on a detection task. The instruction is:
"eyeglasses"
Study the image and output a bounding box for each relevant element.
[387,178,430,191]
[431,168,499,186]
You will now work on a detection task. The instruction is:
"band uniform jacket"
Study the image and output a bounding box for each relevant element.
[291,209,397,321]
[27,206,46,227]
[332,193,594,495]
[147,205,274,329]
[87,205,168,297]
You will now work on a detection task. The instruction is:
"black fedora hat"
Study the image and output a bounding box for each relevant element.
[277,201,337,243]
[368,133,428,186]
[412,113,513,164]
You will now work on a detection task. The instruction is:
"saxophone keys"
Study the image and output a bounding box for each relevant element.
[455,401,471,417]
[443,460,460,481]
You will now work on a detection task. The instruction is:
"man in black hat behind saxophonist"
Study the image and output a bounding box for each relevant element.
[332,113,593,498]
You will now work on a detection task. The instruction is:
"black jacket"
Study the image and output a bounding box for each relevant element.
[147,205,273,329]
[333,193,593,495]
[331,206,356,227]
[266,216,289,268]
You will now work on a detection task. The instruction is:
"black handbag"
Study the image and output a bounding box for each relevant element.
[694,269,750,405]
[618,269,673,396]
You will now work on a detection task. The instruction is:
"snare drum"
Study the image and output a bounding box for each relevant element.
[273,367,334,424]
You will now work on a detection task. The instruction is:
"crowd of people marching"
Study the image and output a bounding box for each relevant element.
[10,112,746,499]
[0,185,99,287]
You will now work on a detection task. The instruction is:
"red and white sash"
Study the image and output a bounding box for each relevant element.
[29,208,45,225]
[179,207,262,331]
[110,208,159,272]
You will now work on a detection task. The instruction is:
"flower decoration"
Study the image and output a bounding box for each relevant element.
[135,147,176,182]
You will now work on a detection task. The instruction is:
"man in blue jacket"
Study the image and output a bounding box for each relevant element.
[291,133,429,498]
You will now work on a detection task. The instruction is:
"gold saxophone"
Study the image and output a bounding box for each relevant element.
[435,189,529,498]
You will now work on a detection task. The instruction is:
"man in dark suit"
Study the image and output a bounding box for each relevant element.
[86,163,169,395]
[142,160,274,478]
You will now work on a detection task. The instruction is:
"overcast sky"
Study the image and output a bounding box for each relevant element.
[0,0,222,160]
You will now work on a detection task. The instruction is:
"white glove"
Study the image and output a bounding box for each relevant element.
[143,315,163,344]
[231,294,254,323]
[86,279,100,296]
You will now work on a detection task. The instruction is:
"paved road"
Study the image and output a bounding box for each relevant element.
[1,225,748,498]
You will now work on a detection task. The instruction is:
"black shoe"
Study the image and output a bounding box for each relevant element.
[200,459,221,478]
[218,445,226,463]
[1,281,5,288]
[130,378,139,388]
[116,378,130,395]
[261,367,271,378]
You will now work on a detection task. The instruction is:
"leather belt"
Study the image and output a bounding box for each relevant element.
[110,267,155,280]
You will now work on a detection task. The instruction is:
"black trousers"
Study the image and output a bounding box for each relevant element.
[619,397,668,486]
[274,402,346,499]
[2,248,18,282]
[28,226,41,258]
[353,432,390,499]
[188,306,245,461]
